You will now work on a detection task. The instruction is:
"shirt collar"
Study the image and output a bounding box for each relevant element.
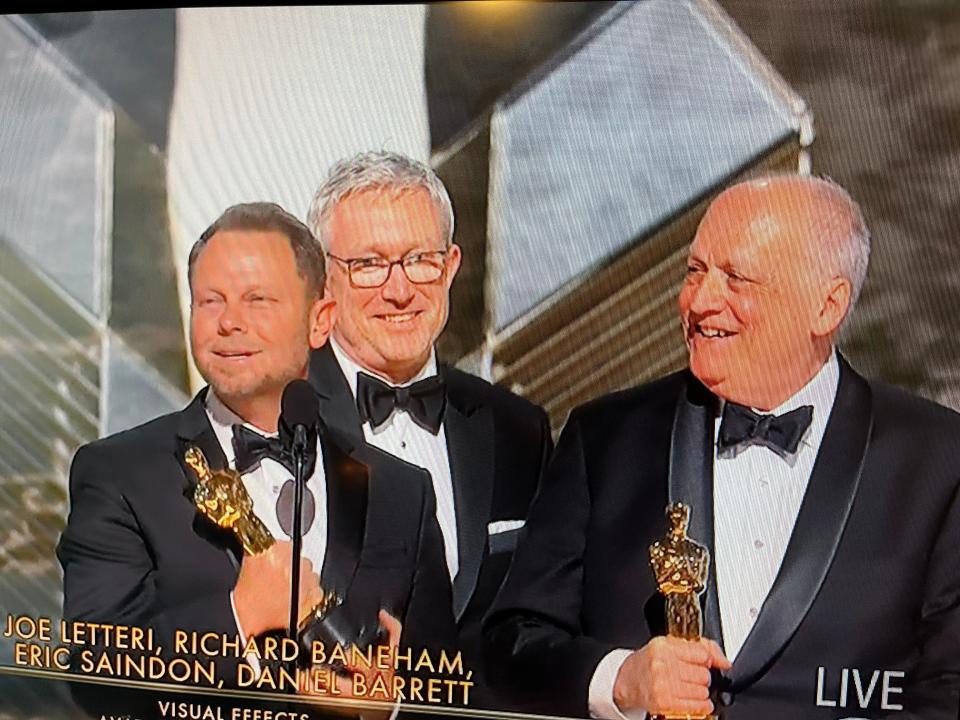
[204,389,279,467]
[715,349,840,457]
[328,335,438,400]
[767,349,839,423]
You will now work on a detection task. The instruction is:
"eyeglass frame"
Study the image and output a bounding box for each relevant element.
[325,249,451,289]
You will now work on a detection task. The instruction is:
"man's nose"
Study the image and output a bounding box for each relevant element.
[687,269,726,316]
[381,262,415,304]
[218,301,247,334]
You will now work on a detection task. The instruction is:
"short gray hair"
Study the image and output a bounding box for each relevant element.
[743,174,871,308]
[805,176,871,308]
[307,151,454,251]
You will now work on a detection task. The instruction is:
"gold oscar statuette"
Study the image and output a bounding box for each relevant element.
[648,502,714,720]
[184,446,339,632]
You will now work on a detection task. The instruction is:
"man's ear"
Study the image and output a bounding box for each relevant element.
[812,276,852,338]
[308,295,337,349]
[444,243,462,288]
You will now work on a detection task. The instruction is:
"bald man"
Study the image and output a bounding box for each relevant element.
[484,176,960,720]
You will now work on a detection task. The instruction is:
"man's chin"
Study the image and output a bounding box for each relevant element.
[374,333,433,362]
[206,374,266,401]
[689,356,727,394]
[374,345,434,380]
[208,388,252,406]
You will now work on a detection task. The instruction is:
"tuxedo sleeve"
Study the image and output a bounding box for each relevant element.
[902,479,960,719]
[57,444,241,678]
[483,407,617,716]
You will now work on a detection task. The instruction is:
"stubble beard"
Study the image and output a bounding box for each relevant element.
[199,344,311,409]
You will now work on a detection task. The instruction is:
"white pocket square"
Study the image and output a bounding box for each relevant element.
[488,519,525,535]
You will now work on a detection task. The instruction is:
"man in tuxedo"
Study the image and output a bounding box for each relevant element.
[304,151,553,701]
[57,203,455,709]
[484,176,960,719]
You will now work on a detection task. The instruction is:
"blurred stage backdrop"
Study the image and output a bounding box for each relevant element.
[1,2,958,716]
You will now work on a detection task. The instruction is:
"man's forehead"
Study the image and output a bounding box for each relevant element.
[193,229,298,283]
[329,187,442,248]
[334,186,437,221]
[692,184,818,259]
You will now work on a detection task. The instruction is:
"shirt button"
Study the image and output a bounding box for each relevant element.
[400,441,407,449]
[754,539,764,549]
[749,607,759,618]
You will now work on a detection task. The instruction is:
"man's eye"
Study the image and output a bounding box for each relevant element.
[352,258,387,270]
[408,252,446,268]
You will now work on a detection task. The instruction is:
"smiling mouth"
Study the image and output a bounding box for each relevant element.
[213,350,259,359]
[692,323,737,339]
[376,312,421,325]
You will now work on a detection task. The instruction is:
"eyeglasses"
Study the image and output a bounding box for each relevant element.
[326,250,449,289]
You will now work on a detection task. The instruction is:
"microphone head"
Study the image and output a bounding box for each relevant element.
[280,379,319,431]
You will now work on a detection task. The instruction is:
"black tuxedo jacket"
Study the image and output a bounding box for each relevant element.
[57,389,456,692]
[485,358,960,719]
[308,345,553,697]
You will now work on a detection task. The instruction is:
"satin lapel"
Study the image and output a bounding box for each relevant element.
[667,374,723,647]
[729,359,873,687]
[319,429,368,600]
[174,389,241,570]
[444,381,494,622]
[309,345,365,447]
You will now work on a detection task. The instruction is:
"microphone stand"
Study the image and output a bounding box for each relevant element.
[279,379,321,685]
[288,425,308,674]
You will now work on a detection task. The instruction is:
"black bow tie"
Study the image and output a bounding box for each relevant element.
[233,424,293,474]
[717,402,813,455]
[356,372,446,434]
[231,425,319,539]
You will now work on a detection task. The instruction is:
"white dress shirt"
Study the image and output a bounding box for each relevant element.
[588,352,840,720]
[205,390,328,642]
[329,337,459,581]
[714,351,838,660]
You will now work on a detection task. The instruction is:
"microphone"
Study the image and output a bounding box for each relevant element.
[279,379,319,644]
[279,379,319,475]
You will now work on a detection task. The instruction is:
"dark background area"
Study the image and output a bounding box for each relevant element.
[426,0,960,409]
[15,2,960,401]
[23,10,175,151]
[718,1,960,408]
[425,1,614,152]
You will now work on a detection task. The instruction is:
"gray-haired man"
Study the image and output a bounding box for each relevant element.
[484,176,960,720]
[305,151,553,707]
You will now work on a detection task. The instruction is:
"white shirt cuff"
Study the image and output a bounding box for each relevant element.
[588,649,647,720]
[230,590,261,675]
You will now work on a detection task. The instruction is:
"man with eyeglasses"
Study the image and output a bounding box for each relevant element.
[57,203,455,715]
[306,151,553,707]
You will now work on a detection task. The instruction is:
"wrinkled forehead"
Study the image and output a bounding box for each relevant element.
[690,181,824,265]
[327,187,444,254]
[191,229,301,290]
